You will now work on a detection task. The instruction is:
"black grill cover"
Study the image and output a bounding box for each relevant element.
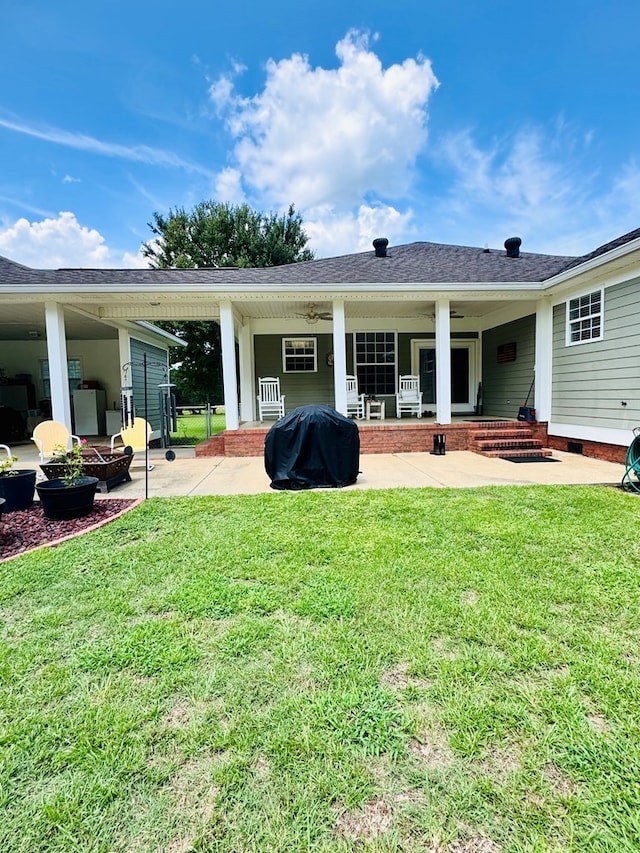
[265,404,359,490]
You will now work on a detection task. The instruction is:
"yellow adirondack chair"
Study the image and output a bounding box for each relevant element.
[31,421,81,463]
[110,418,154,470]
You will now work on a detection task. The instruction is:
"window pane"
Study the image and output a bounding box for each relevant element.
[283,338,316,372]
[355,333,395,394]
[567,291,602,344]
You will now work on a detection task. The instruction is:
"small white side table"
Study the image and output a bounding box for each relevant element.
[366,399,385,420]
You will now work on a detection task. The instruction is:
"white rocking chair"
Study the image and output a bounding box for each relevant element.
[257,377,285,421]
[346,374,366,420]
[396,375,423,418]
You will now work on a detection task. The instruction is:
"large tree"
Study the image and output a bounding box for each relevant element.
[143,202,313,404]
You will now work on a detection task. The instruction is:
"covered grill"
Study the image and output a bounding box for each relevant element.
[265,404,359,490]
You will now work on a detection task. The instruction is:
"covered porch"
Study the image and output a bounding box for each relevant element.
[218,293,553,432]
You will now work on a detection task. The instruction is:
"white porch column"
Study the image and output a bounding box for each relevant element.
[117,328,130,383]
[45,302,72,430]
[535,299,553,422]
[332,300,347,415]
[238,318,254,422]
[434,299,452,424]
[219,301,239,431]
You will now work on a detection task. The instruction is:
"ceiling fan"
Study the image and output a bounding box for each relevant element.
[421,309,465,319]
[296,304,333,324]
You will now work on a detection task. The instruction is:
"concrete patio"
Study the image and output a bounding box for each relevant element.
[9,440,627,500]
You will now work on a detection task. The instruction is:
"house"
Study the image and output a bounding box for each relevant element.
[1,226,639,462]
[0,256,184,443]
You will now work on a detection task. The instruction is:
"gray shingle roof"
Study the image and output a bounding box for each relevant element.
[2,229,639,289]
[0,240,576,287]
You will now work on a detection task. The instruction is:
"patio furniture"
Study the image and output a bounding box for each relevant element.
[346,375,366,419]
[257,377,285,421]
[31,420,81,463]
[366,398,385,420]
[396,375,423,418]
[110,418,154,470]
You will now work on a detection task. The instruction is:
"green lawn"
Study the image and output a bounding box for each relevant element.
[1,485,640,852]
[171,411,226,445]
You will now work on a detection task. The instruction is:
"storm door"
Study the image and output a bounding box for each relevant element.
[414,342,476,413]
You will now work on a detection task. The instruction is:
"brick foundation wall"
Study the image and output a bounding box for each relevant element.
[546,434,627,465]
[195,422,625,463]
[196,421,550,458]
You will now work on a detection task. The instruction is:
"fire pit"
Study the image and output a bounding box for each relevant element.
[40,446,134,493]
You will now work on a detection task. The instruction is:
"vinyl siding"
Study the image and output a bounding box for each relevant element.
[481,316,536,418]
[129,339,169,433]
[254,334,335,411]
[552,280,640,428]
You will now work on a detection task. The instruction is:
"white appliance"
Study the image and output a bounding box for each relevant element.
[105,410,122,436]
[73,389,106,435]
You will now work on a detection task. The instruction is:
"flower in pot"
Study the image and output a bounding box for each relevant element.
[0,447,37,513]
[36,443,99,520]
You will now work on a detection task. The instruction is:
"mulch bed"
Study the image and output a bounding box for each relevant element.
[0,499,139,562]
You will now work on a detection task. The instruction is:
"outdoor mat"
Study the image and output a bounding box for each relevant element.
[504,456,560,463]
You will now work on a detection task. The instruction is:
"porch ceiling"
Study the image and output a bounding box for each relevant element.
[234,298,509,320]
[0,294,535,340]
[0,303,118,341]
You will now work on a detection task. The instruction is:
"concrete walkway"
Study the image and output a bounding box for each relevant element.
[11,442,626,499]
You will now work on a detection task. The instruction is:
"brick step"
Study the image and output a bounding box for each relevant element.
[473,429,534,440]
[474,439,543,451]
[469,420,520,429]
[476,448,553,459]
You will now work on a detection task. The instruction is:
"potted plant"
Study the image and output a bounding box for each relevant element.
[36,443,99,520]
[0,451,37,512]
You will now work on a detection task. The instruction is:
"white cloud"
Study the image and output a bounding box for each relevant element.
[62,174,81,184]
[304,203,413,257]
[210,30,438,255]
[430,127,640,255]
[0,115,214,176]
[0,212,143,268]
[208,32,639,258]
[214,167,245,204]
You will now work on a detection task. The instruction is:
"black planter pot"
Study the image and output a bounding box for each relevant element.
[0,469,37,512]
[35,476,99,520]
[0,498,5,516]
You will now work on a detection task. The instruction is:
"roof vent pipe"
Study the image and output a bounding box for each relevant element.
[373,237,389,258]
[504,236,522,258]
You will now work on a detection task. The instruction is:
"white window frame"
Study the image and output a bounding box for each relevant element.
[40,358,82,398]
[282,337,317,373]
[565,288,604,346]
[354,331,397,396]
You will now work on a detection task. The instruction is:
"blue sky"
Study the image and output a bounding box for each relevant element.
[1,0,639,268]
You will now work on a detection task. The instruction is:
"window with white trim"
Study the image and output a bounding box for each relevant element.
[282,337,317,372]
[355,332,396,395]
[566,290,603,344]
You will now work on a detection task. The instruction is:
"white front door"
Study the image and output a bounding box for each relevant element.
[411,340,478,413]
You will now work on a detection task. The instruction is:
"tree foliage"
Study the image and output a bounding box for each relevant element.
[143,201,313,269]
[143,202,313,405]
